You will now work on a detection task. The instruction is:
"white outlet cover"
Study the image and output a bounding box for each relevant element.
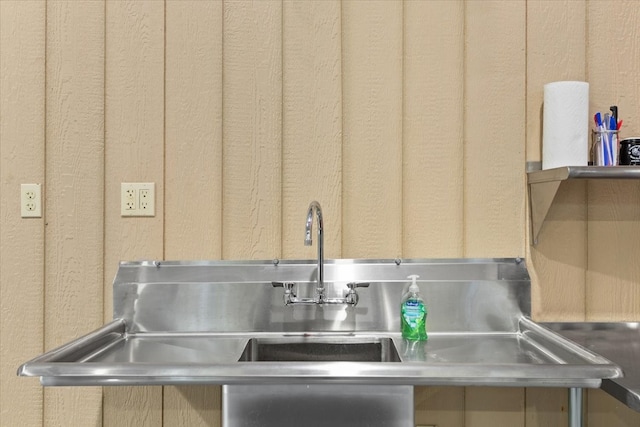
[21,183,42,218]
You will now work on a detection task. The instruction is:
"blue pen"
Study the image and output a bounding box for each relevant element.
[609,115,617,164]
[595,113,609,165]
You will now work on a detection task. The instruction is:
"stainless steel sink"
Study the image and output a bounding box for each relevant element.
[18,258,621,388]
[238,336,401,362]
[18,258,621,427]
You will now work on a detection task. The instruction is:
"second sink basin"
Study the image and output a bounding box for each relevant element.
[238,337,401,362]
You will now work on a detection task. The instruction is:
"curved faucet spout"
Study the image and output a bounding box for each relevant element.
[305,201,324,300]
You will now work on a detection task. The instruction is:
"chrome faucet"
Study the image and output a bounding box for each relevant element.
[305,200,324,302]
[272,201,369,306]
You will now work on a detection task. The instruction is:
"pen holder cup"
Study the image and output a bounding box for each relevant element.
[591,129,619,166]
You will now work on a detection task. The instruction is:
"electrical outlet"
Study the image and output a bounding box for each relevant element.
[124,187,136,211]
[21,183,42,218]
[121,183,155,217]
[139,188,152,211]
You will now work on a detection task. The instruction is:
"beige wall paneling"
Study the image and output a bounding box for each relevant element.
[525,387,572,427]
[403,0,464,259]
[0,2,45,426]
[222,0,282,260]
[524,182,588,426]
[463,0,526,258]
[586,5,640,419]
[404,1,464,425]
[282,0,342,260]
[465,388,525,427]
[341,0,402,259]
[104,1,165,425]
[526,0,587,321]
[414,386,464,427]
[164,1,223,259]
[587,180,640,319]
[525,0,587,164]
[525,1,588,423]
[586,0,640,322]
[464,1,526,426]
[528,181,587,323]
[586,1,640,137]
[588,389,640,427]
[164,1,223,426]
[44,2,105,425]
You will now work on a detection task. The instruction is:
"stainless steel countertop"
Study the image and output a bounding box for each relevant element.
[16,259,623,388]
[544,322,640,412]
[18,317,621,387]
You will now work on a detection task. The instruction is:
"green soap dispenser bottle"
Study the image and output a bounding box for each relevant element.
[401,274,427,341]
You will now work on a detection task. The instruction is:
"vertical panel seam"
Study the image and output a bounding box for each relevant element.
[281,0,284,259]
[340,0,344,259]
[523,0,529,260]
[162,0,167,422]
[584,0,590,320]
[43,1,48,425]
[340,0,345,258]
[462,0,468,416]
[102,0,108,341]
[220,0,225,260]
[400,0,405,259]
[584,0,589,84]
[524,387,527,427]
[461,0,467,257]
[462,387,466,425]
[524,2,529,421]
[102,0,107,329]
[163,0,167,265]
[102,0,107,423]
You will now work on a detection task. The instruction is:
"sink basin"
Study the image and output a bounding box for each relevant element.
[238,337,401,362]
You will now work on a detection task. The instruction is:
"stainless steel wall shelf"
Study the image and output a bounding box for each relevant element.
[528,166,640,245]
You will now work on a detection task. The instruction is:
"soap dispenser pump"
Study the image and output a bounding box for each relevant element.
[401,274,427,341]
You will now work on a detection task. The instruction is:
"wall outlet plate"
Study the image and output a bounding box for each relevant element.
[121,183,155,217]
[21,183,42,218]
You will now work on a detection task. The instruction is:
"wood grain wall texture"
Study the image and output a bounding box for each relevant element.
[2,1,640,426]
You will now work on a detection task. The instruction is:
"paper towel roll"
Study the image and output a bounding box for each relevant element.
[542,81,589,170]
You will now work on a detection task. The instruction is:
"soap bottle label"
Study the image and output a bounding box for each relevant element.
[401,299,427,341]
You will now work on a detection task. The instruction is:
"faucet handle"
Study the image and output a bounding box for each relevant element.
[272,281,295,290]
[272,282,296,305]
[346,282,370,289]
[345,282,368,306]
